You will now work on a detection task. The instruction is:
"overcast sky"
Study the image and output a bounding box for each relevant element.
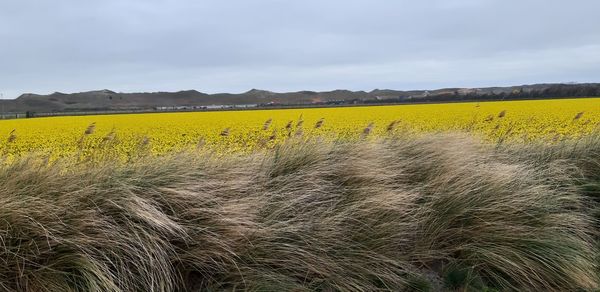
[1,0,599,98]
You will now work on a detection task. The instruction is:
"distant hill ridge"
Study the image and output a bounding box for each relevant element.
[1,83,599,113]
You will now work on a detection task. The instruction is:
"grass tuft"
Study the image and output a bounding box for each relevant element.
[0,133,598,291]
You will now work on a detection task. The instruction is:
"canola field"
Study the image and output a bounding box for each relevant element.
[0,98,598,159]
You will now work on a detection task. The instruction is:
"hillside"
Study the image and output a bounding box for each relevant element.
[0,83,599,113]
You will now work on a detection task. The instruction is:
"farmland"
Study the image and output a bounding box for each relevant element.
[1,97,598,159]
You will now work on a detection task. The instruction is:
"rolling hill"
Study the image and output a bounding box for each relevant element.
[0,83,598,113]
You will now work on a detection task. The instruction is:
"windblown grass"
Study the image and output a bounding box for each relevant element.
[0,133,598,291]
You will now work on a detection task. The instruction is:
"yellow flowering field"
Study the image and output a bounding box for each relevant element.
[0,98,598,159]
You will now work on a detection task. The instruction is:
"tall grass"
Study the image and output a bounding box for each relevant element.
[0,133,598,291]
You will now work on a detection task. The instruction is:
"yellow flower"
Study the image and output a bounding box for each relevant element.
[0,97,598,159]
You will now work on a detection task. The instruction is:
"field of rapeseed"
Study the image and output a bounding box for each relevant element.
[0,98,598,159]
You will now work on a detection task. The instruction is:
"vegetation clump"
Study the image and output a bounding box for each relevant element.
[0,133,598,291]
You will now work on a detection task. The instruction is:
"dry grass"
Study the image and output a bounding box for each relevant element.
[0,133,598,291]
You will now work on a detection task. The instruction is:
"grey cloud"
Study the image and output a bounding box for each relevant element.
[1,0,599,98]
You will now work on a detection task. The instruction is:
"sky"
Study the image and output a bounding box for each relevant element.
[1,0,599,98]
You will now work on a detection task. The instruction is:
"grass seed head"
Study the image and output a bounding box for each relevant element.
[362,122,374,138]
[263,118,273,130]
[220,128,230,137]
[84,122,96,135]
[268,132,277,143]
[7,129,16,143]
[315,118,325,129]
[387,120,402,133]
[196,137,206,149]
